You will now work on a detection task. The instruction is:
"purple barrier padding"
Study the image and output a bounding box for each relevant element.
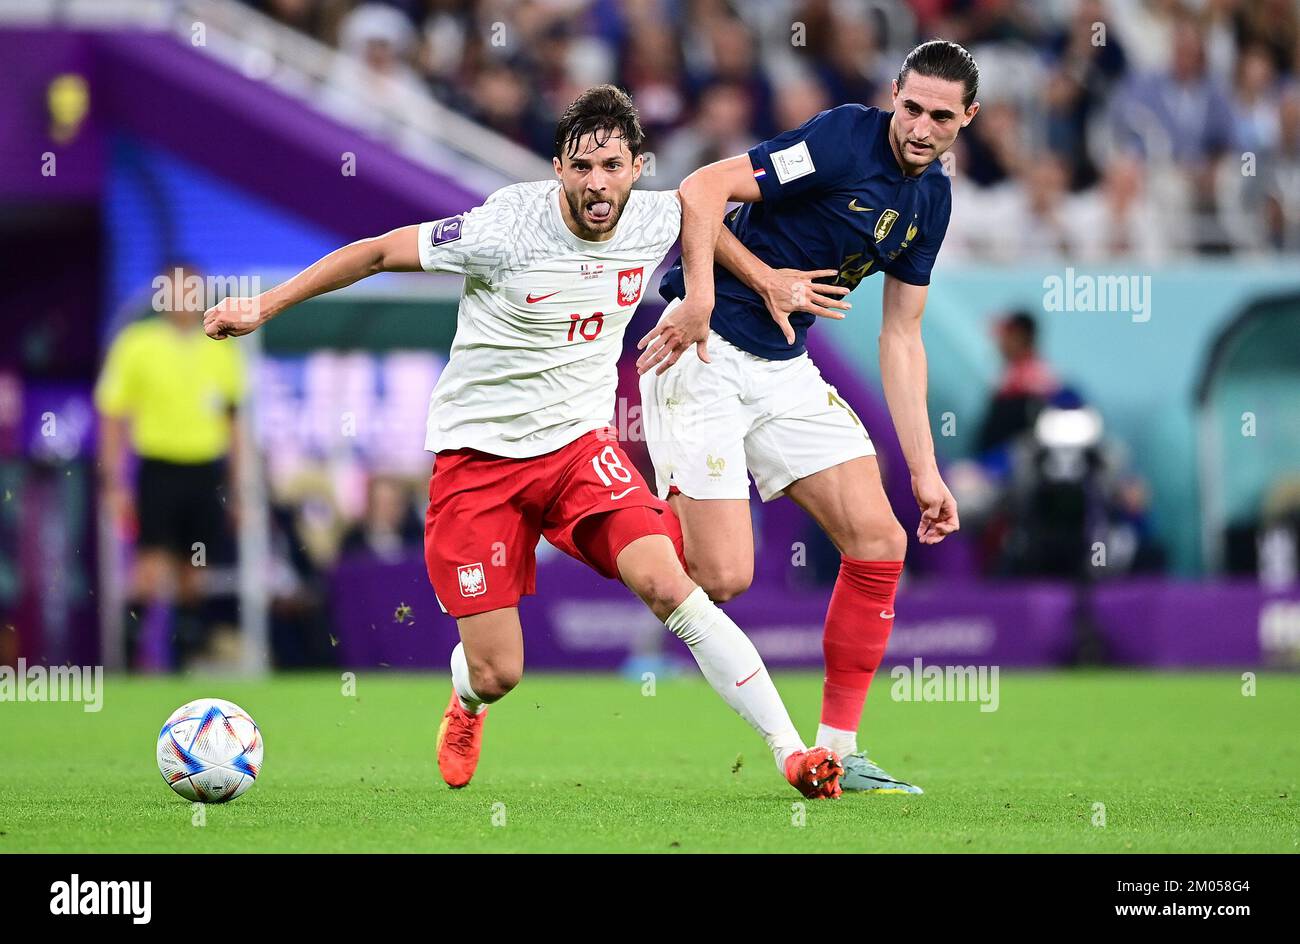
[0,30,105,199]
[1092,579,1300,667]
[331,552,456,669]
[331,550,1077,671]
[0,28,485,232]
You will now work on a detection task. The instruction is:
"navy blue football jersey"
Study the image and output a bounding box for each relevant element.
[659,104,952,360]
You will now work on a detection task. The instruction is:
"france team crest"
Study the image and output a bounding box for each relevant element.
[874,209,899,242]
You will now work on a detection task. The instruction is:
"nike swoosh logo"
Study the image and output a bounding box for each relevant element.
[525,291,559,304]
[848,199,873,212]
[735,668,762,687]
[610,486,640,500]
[880,610,895,619]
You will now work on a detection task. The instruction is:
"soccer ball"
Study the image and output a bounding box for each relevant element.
[156,698,263,803]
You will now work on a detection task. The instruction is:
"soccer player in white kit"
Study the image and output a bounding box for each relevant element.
[202,86,842,799]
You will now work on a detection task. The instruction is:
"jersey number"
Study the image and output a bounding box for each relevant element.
[567,311,605,342]
[590,446,633,486]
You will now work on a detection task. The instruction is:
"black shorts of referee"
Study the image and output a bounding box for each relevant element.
[136,458,235,563]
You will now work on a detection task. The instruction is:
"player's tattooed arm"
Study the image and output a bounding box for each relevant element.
[880,275,959,545]
[203,225,424,339]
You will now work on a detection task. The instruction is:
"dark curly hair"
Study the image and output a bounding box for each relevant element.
[554,84,645,160]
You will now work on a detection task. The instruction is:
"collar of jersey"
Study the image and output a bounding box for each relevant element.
[547,181,621,252]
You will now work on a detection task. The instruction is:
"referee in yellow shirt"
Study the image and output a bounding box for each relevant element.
[95,263,247,669]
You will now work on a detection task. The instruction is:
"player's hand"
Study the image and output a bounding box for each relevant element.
[204,295,268,340]
[636,295,713,375]
[912,466,960,544]
[757,268,851,345]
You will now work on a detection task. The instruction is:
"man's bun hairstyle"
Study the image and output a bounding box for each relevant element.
[897,40,980,109]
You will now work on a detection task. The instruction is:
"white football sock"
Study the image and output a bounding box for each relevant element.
[664,587,805,771]
[449,642,486,715]
[815,723,857,758]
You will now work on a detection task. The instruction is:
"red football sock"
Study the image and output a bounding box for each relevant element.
[820,557,904,731]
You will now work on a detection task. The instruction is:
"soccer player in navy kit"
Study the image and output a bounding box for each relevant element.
[637,42,980,793]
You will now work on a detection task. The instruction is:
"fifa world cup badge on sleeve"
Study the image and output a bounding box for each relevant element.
[458,562,487,597]
[617,267,644,306]
[431,216,464,246]
[770,141,815,183]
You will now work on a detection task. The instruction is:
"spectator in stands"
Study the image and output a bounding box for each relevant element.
[807,4,885,108]
[94,263,247,670]
[1106,0,1183,75]
[464,62,554,155]
[324,2,429,132]
[968,152,1076,261]
[652,81,756,189]
[686,13,776,138]
[1231,0,1300,78]
[617,20,689,142]
[1110,19,1238,251]
[958,97,1022,188]
[418,0,475,101]
[1230,43,1283,155]
[1257,87,1300,250]
[1112,20,1238,166]
[1042,0,1129,189]
[771,68,831,135]
[1069,151,1169,262]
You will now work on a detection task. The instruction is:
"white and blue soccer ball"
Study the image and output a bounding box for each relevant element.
[156,698,263,803]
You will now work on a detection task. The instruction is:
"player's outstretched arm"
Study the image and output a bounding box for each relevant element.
[880,274,959,544]
[203,225,423,340]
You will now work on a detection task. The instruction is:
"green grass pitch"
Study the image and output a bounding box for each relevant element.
[1,671,1296,852]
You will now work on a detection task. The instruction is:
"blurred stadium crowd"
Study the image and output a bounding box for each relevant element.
[241,0,1300,255]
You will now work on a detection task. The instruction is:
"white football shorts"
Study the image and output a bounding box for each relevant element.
[639,306,875,503]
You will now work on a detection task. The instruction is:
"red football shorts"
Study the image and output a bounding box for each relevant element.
[424,427,686,618]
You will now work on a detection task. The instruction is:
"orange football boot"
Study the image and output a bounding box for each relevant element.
[436,689,487,788]
[784,746,844,799]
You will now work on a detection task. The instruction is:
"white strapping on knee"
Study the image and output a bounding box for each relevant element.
[450,642,486,714]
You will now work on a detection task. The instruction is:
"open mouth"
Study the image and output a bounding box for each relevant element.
[584,200,613,224]
[906,140,932,156]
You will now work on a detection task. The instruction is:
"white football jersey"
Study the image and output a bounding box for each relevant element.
[417,179,681,458]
